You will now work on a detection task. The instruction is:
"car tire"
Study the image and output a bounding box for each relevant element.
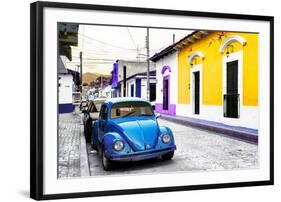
[85,122,92,143]
[85,128,91,143]
[161,151,174,161]
[101,147,114,171]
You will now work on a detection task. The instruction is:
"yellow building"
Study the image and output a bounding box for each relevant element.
[152,31,259,129]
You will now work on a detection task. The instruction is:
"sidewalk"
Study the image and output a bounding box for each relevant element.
[58,111,90,178]
[159,114,258,144]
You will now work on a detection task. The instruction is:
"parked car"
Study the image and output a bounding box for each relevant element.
[83,97,107,143]
[79,99,88,111]
[91,97,176,171]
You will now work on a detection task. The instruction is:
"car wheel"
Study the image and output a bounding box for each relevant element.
[86,128,91,143]
[161,151,174,161]
[101,147,114,171]
[85,122,91,143]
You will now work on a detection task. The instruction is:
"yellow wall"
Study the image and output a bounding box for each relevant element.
[178,32,258,106]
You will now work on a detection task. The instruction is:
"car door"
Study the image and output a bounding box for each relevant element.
[98,104,107,142]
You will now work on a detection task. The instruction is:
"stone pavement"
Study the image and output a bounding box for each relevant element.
[58,111,88,178]
[86,118,258,176]
[58,111,258,178]
[158,118,258,171]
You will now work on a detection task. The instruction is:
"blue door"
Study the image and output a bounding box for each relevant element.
[131,84,134,97]
[136,79,141,98]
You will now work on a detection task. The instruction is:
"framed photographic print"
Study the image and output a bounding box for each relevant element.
[30,1,274,200]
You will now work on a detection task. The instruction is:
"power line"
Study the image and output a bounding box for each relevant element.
[71,57,116,61]
[127,27,137,50]
[66,61,115,64]
[72,45,142,56]
[72,49,141,55]
[78,33,137,51]
[77,38,110,52]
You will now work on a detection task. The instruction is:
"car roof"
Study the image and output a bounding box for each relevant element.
[104,97,150,105]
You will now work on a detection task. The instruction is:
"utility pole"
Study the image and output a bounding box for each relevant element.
[123,65,127,97]
[75,65,78,90]
[79,51,83,92]
[146,28,150,101]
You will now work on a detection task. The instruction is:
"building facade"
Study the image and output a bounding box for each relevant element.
[151,31,259,129]
[58,23,79,113]
[125,71,156,101]
[111,60,156,101]
[154,51,178,115]
[58,57,75,113]
[99,85,113,98]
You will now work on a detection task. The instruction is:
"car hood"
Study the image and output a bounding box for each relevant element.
[111,117,159,151]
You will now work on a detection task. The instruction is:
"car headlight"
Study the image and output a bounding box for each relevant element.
[113,140,124,151]
[162,134,171,143]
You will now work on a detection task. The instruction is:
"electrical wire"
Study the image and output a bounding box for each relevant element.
[127,27,138,50]
[78,33,138,51]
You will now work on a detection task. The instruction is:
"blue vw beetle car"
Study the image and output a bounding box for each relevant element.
[91,97,176,171]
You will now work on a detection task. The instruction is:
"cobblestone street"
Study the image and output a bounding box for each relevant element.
[58,112,258,178]
[58,112,84,178]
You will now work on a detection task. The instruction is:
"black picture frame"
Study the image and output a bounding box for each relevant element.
[30,1,274,200]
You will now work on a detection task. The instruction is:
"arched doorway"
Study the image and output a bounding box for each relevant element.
[161,65,171,111]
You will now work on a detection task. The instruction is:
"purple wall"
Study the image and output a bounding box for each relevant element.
[112,61,119,89]
[155,65,176,115]
[155,103,176,115]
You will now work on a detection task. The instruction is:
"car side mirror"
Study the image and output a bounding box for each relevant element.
[156,113,161,119]
[82,109,87,113]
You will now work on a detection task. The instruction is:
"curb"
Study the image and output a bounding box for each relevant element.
[80,125,90,177]
[159,115,258,144]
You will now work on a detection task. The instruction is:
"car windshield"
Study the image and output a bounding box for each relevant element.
[110,101,153,119]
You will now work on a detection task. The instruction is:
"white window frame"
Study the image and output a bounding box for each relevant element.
[188,51,205,64]
[219,35,247,53]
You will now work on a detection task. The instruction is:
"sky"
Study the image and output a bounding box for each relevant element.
[64,24,193,74]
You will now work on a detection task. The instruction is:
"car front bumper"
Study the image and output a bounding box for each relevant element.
[109,145,176,162]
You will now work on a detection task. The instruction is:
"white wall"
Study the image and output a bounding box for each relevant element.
[155,51,178,105]
[99,85,112,98]
[141,78,156,100]
[141,79,147,99]
[176,104,259,129]
[126,77,156,100]
[58,74,73,104]
[118,60,156,81]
